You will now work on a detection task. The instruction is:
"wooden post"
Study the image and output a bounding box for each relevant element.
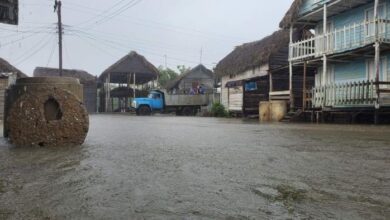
[303,61,307,111]
[374,0,381,109]
[322,3,328,90]
[269,71,273,100]
[289,25,294,109]
[133,73,136,101]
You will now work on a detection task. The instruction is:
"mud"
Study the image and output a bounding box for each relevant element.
[0,115,389,219]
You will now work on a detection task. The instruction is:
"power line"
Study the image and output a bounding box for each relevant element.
[89,0,143,27]
[74,0,130,27]
[46,37,56,67]
[14,34,54,65]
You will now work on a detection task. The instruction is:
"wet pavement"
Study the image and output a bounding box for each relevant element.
[0,115,389,220]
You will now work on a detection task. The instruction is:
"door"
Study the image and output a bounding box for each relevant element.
[228,86,243,112]
[151,93,164,110]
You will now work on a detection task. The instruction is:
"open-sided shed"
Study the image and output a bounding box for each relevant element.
[99,51,159,112]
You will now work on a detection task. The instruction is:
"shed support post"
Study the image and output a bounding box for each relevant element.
[133,73,136,101]
[303,61,307,111]
[105,73,111,112]
[269,71,273,100]
[289,25,294,110]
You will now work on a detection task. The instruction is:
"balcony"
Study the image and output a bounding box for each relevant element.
[289,20,390,62]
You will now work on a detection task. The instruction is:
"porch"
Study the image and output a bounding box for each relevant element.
[289,19,390,62]
[309,80,390,108]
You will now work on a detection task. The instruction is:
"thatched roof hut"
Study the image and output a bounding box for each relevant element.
[165,64,214,91]
[99,51,159,84]
[34,67,96,85]
[110,87,148,98]
[215,30,291,77]
[279,0,304,29]
[0,58,27,78]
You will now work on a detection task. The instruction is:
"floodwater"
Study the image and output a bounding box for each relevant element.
[0,115,389,220]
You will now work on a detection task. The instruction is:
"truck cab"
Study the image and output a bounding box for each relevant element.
[132,90,164,115]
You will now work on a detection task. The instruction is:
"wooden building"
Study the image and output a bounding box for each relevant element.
[281,0,390,123]
[0,58,27,120]
[215,30,314,117]
[33,67,98,113]
[99,51,159,112]
[165,64,215,94]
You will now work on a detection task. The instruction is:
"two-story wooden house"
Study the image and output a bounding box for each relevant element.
[281,0,390,123]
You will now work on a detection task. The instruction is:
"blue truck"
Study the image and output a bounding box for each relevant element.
[131,90,211,116]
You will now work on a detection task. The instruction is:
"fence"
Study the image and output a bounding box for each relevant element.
[289,20,390,62]
[311,80,377,108]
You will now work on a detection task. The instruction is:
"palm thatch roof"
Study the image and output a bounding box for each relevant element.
[33,67,96,85]
[109,87,148,98]
[99,51,159,84]
[215,30,290,77]
[0,58,28,78]
[165,64,214,90]
[279,0,304,29]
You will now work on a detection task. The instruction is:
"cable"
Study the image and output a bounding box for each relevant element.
[46,37,56,67]
[75,0,130,27]
[14,34,54,65]
[90,0,143,27]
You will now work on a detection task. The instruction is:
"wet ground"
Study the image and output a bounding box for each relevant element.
[0,115,389,220]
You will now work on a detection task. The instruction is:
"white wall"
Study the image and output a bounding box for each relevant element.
[220,64,269,110]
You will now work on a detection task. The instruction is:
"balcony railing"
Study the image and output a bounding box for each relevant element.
[311,80,377,108]
[289,20,390,62]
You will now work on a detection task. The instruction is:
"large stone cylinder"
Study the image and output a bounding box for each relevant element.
[4,77,89,147]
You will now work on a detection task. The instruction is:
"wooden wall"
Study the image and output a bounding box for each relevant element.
[0,78,8,120]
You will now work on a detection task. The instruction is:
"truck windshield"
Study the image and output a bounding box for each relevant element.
[148,93,161,99]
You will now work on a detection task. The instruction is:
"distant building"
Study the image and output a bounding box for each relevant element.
[0,58,27,120]
[165,64,215,94]
[215,30,314,117]
[99,51,159,112]
[33,67,97,113]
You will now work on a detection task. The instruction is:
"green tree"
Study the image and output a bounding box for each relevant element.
[158,66,179,87]
[177,65,191,75]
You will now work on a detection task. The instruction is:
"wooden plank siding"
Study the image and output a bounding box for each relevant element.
[0,78,7,120]
[243,76,270,116]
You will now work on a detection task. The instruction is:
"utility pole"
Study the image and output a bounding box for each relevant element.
[164,54,167,68]
[54,0,63,76]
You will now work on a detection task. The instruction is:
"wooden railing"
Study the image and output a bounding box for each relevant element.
[312,80,377,108]
[289,20,390,62]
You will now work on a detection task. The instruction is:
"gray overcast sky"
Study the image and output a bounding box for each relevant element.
[0,0,293,76]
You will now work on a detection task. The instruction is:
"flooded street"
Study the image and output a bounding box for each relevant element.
[0,115,389,219]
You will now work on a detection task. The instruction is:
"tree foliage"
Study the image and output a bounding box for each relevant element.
[158,66,179,87]
[158,65,191,87]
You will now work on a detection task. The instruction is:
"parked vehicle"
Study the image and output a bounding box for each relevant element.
[131,90,210,116]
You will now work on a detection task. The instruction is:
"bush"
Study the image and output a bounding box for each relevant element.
[211,102,228,117]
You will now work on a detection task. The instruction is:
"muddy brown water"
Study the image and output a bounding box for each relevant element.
[0,115,389,220]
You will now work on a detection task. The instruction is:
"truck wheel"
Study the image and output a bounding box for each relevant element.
[182,107,194,116]
[138,106,151,116]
